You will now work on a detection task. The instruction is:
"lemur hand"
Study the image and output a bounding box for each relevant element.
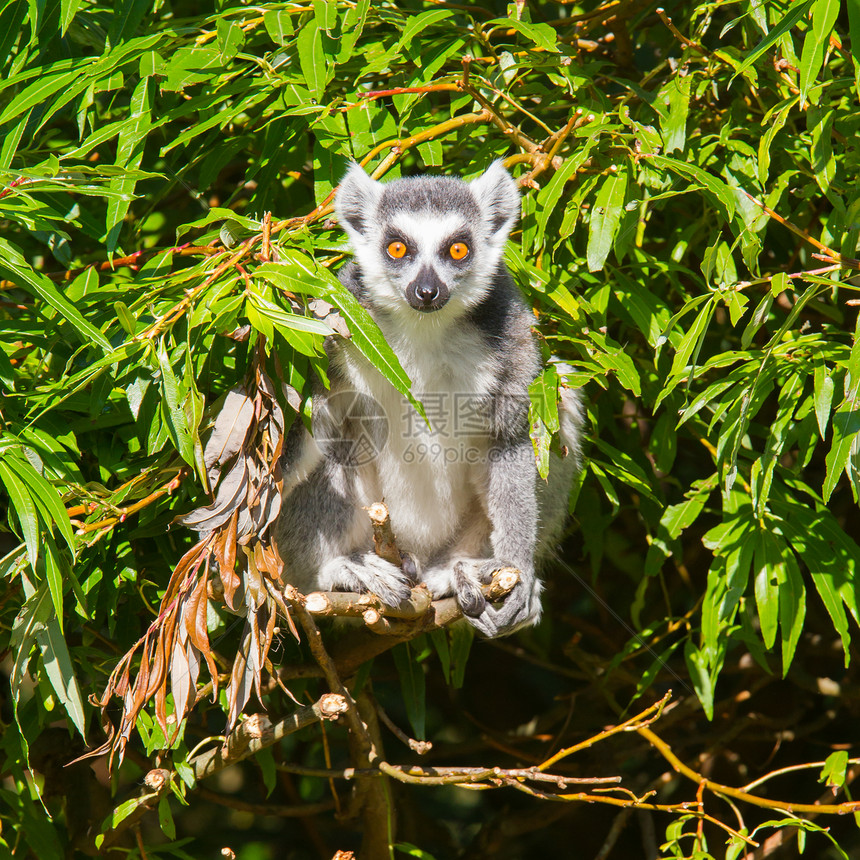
[453,559,542,638]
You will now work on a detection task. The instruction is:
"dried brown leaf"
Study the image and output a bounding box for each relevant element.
[176,458,248,533]
[243,545,265,611]
[204,386,255,487]
[170,626,192,724]
[214,511,241,610]
[227,623,255,730]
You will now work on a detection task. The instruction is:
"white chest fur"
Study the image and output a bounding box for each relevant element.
[333,318,497,557]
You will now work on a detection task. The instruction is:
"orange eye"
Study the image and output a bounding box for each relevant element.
[387,241,407,259]
[449,242,469,260]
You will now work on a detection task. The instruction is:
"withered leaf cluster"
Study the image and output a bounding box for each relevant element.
[88,363,299,767]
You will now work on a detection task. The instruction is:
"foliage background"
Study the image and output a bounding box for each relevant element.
[1,0,860,857]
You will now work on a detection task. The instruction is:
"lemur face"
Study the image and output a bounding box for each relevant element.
[335,162,520,319]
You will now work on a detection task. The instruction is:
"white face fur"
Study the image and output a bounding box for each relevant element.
[334,161,521,323]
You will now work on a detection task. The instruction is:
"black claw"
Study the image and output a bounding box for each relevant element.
[400,552,419,583]
[455,561,487,617]
[459,588,487,617]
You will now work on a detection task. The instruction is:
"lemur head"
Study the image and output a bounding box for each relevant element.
[335,161,520,317]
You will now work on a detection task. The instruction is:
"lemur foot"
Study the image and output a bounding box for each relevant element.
[463,559,542,638]
[319,552,414,606]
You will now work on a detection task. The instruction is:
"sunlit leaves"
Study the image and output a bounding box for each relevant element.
[1,0,859,851]
[586,166,628,272]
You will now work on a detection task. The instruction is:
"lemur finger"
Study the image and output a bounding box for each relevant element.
[400,551,421,584]
[454,561,487,617]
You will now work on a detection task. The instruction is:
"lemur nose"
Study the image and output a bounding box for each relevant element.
[416,284,438,303]
[406,265,449,311]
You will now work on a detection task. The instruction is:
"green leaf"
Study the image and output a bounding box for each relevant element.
[13,576,87,738]
[823,403,860,503]
[773,495,856,657]
[397,9,453,51]
[157,795,176,840]
[297,19,325,102]
[392,642,426,740]
[813,362,835,438]
[666,295,716,390]
[819,750,849,789]
[156,343,196,467]
[528,366,560,433]
[247,294,332,337]
[0,68,84,126]
[753,531,781,649]
[487,17,560,53]
[0,458,40,566]
[777,549,805,673]
[0,241,111,352]
[106,75,152,252]
[587,167,628,272]
[98,793,158,842]
[657,73,692,154]
[684,639,715,720]
[650,155,736,222]
[60,0,83,35]
[799,0,840,104]
[731,0,814,82]
[4,450,76,554]
[264,9,294,45]
[534,144,595,247]
[449,622,473,689]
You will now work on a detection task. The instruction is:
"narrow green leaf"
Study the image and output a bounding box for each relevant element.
[5,451,76,553]
[107,75,152,252]
[0,68,83,125]
[528,366,560,433]
[247,294,332,337]
[43,539,65,634]
[587,167,628,272]
[813,362,835,438]
[684,640,715,720]
[823,403,860,502]
[0,245,111,351]
[39,611,87,736]
[487,17,559,53]
[392,642,426,740]
[157,343,196,467]
[337,0,370,60]
[449,623,473,689]
[731,0,814,81]
[668,295,716,382]
[650,155,736,222]
[799,0,840,104]
[297,19,325,102]
[15,576,87,737]
[0,459,40,565]
[778,550,805,673]
[60,0,83,34]
[259,255,418,410]
[157,795,176,840]
[754,531,781,649]
[534,144,595,247]
[657,73,692,154]
[397,9,453,51]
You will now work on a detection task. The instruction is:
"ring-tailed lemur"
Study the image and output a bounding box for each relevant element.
[274,161,582,637]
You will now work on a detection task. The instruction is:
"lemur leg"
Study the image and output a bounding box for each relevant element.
[275,450,413,606]
[463,439,541,637]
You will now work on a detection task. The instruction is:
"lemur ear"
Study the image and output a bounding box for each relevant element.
[335,163,381,238]
[470,160,520,239]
